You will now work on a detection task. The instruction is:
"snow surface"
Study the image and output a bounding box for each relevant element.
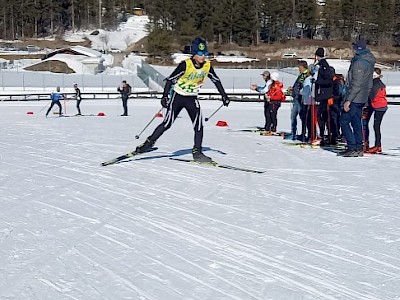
[1,99,400,300]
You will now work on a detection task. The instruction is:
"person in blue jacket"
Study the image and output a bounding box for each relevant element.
[46,86,65,117]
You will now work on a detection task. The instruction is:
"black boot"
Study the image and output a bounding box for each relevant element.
[192,147,212,162]
[135,139,155,153]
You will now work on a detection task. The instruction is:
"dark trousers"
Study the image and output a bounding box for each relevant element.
[46,101,62,116]
[263,101,269,129]
[76,100,82,115]
[148,91,204,149]
[340,102,364,151]
[317,100,328,138]
[363,108,386,147]
[265,101,281,132]
[328,103,339,141]
[122,98,128,115]
[303,105,316,141]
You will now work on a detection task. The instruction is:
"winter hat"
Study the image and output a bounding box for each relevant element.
[315,47,325,58]
[270,72,279,81]
[191,38,208,56]
[352,39,367,51]
[261,70,270,77]
[373,67,382,79]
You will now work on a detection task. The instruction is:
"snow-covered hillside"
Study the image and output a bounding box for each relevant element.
[64,15,149,51]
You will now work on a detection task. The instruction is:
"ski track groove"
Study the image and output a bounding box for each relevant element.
[5,160,393,299]
[2,129,400,299]
[72,248,157,300]
[8,157,400,271]
[53,173,400,299]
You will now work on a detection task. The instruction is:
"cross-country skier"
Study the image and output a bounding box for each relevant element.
[46,86,65,117]
[134,37,230,162]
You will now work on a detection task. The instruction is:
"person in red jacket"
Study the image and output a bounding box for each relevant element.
[362,67,388,153]
[264,72,286,133]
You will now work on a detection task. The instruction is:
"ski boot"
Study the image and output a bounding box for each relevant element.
[192,147,213,163]
[135,139,155,153]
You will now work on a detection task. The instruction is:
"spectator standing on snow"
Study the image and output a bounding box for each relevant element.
[362,67,388,154]
[73,83,82,116]
[251,70,273,130]
[264,72,286,134]
[134,37,230,162]
[314,47,334,145]
[46,86,65,117]
[117,80,132,116]
[288,60,308,140]
[339,39,375,157]
[301,67,316,142]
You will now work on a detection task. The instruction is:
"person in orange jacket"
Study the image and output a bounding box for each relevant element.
[264,72,286,133]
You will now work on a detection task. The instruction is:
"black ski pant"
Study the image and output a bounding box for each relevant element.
[363,108,387,147]
[122,97,128,115]
[46,101,62,116]
[328,103,339,142]
[265,101,281,132]
[76,100,82,115]
[317,100,328,139]
[302,105,316,141]
[147,91,204,149]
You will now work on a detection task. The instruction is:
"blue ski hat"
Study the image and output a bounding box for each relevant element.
[191,37,208,56]
[352,39,367,51]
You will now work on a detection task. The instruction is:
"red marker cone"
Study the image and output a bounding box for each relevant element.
[155,112,163,118]
[216,120,228,127]
[97,112,105,116]
[26,111,34,115]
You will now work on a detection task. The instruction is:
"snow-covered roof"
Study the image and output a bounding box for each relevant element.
[69,46,102,57]
[27,54,103,74]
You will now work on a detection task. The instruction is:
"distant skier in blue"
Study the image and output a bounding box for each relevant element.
[46,86,65,117]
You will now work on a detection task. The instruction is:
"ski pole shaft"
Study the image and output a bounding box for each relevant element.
[205,104,224,122]
[38,101,49,113]
[135,108,163,139]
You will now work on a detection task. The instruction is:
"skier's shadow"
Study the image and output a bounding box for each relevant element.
[122,147,227,163]
[388,147,400,151]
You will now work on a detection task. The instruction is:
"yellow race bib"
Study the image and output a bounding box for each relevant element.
[174,59,210,96]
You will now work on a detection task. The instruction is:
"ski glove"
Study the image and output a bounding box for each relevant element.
[222,96,230,107]
[161,96,170,108]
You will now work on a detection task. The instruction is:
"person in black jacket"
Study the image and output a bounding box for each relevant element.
[328,67,341,145]
[73,83,82,115]
[314,47,334,145]
[134,37,230,162]
[117,80,131,116]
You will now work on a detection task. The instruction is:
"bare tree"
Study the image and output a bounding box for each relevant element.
[99,32,110,50]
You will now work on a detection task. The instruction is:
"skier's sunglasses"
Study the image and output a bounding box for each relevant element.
[196,51,209,56]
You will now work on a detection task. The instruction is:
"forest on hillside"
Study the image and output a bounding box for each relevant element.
[1,0,400,50]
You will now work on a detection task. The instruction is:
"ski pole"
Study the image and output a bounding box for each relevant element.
[135,108,163,139]
[205,104,224,122]
[38,101,49,113]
